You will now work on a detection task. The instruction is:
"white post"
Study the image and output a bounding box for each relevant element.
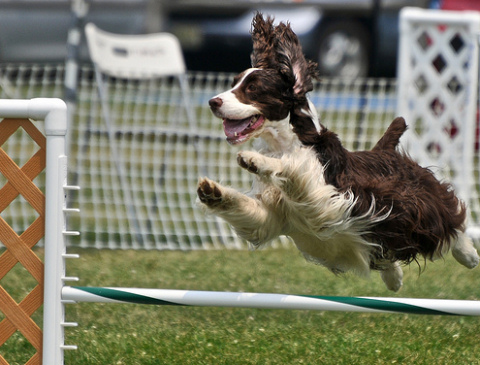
[41,99,72,365]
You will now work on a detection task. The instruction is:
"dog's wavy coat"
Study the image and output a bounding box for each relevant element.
[198,13,479,291]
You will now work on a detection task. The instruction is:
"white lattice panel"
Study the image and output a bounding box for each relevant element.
[397,7,480,236]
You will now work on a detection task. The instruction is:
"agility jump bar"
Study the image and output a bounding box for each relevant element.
[62,286,480,316]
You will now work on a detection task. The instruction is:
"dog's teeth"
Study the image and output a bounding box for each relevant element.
[247,116,257,127]
[234,132,238,137]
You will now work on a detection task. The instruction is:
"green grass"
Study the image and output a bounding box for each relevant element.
[3,246,480,364]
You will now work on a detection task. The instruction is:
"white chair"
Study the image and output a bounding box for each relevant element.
[84,23,201,247]
[85,23,188,79]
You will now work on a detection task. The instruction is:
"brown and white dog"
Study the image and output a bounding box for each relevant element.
[197,13,479,291]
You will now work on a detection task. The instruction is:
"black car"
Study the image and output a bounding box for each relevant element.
[165,0,432,77]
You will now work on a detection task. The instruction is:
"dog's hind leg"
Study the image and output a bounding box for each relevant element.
[451,231,479,269]
[197,177,282,245]
[380,261,403,292]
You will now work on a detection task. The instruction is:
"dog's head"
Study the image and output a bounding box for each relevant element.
[209,13,319,145]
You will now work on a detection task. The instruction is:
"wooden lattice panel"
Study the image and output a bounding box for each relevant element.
[0,118,46,365]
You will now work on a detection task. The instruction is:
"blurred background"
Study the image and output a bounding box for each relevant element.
[3,0,480,252]
[1,0,479,78]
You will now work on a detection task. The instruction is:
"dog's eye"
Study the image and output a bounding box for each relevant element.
[247,84,257,92]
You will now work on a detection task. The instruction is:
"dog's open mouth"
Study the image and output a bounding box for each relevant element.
[223,115,265,145]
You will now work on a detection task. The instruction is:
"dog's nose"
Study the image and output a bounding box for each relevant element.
[209,97,223,110]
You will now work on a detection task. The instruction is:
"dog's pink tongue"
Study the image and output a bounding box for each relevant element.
[223,118,251,137]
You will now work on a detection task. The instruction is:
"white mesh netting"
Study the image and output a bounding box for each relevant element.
[0,65,399,249]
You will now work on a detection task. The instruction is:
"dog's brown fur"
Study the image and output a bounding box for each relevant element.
[294,116,466,265]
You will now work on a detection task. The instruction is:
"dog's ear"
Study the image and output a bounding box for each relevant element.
[250,13,277,69]
[274,22,319,95]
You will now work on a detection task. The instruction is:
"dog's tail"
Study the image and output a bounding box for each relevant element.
[372,117,407,152]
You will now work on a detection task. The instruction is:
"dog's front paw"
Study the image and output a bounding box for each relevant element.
[237,151,281,177]
[197,177,223,208]
[237,151,260,174]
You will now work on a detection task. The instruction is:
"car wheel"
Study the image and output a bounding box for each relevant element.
[316,21,370,78]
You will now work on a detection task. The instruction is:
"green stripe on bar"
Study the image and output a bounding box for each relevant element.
[305,296,454,315]
[73,287,183,306]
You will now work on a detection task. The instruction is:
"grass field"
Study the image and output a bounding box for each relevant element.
[3,246,480,364]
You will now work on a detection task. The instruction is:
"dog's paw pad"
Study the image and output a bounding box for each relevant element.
[197,178,223,206]
[237,153,259,174]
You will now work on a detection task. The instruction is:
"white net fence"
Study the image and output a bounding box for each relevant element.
[0,64,400,250]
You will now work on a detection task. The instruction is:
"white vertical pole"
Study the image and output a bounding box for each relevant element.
[396,7,413,137]
[460,15,480,206]
[37,99,69,365]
